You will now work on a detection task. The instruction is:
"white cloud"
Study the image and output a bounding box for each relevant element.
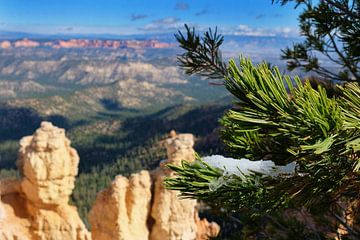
[274,27,298,37]
[130,14,148,21]
[225,24,298,37]
[175,1,189,11]
[0,21,298,38]
[153,17,180,25]
[139,17,182,32]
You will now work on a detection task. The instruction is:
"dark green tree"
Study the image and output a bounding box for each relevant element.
[167,25,360,238]
[274,0,360,82]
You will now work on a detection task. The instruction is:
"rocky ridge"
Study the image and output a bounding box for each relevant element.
[0,39,173,49]
[0,122,219,240]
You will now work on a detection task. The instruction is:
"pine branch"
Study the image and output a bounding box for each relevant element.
[165,57,360,223]
[175,24,227,83]
[221,58,343,164]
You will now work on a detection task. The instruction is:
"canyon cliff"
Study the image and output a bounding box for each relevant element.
[0,122,219,240]
[0,39,173,50]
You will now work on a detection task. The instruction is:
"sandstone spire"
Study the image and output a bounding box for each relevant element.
[17,121,79,208]
[89,131,219,240]
[150,132,220,240]
[89,171,152,240]
[150,133,198,240]
[0,122,90,240]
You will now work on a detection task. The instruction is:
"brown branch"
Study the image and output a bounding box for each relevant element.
[327,32,359,79]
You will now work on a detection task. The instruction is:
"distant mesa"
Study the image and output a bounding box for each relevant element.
[0,38,174,49]
[0,40,11,49]
[14,38,40,48]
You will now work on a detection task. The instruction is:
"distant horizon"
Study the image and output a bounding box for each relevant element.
[0,28,302,40]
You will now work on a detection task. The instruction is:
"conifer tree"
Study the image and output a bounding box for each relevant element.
[274,0,360,82]
[166,24,360,238]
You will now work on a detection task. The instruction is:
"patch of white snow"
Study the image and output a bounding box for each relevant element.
[203,155,296,177]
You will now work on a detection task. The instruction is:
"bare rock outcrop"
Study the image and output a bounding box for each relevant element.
[151,131,219,240]
[149,132,198,240]
[14,39,40,48]
[195,215,221,240]
[89,171,152,240]
[0,179,31,240]
[89,130,219,240]
[0,122,218,240]
[3,38,173,50]
[0,122,90,240]
[17,121,79,208]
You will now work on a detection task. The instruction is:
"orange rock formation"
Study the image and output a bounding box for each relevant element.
[14,39,40,48]
[0,41,11,49]
[0,123,219,240]
[89,171,152,240]
[89,130,220,240]
[0,122,90,240]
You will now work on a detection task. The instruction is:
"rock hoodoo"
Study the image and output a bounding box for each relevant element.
[149,132,198,240]
[89,171,152,240]
[0,123,219,240]
[0,122,90,240]
[89,130,220,240]
[18,121,79,208]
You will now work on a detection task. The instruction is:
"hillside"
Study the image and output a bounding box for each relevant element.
[0,37,234,238]
[0,37,229,169]
[0,40,232,233]
[0,45,227,118]
[0,101,230,230]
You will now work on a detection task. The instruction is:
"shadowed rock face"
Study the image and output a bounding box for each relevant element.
[0,123,219,240]
[0,179,31,240]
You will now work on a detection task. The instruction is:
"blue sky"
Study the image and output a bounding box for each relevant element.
[0,0,302,36]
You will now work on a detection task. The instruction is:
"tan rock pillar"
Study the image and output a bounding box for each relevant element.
[150,131,220,240]
[150,131,199,240]
[17,121,90,240]
[89,170,152,240]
